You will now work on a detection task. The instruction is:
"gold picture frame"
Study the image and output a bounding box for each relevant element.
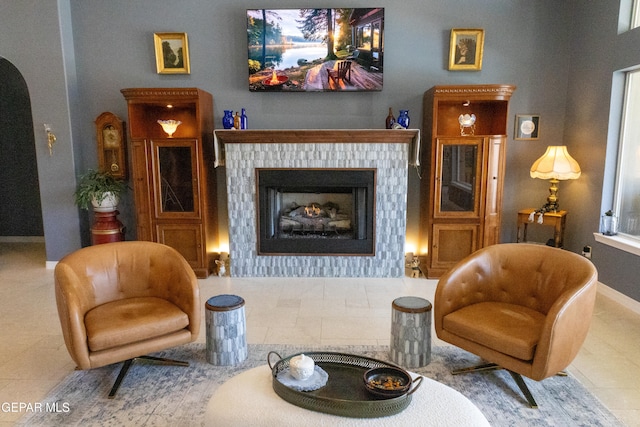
[448,29,484,71]
[514,115,540,140]
[154,32,190,74]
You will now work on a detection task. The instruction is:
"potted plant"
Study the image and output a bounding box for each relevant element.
[601,210,618,236]
[74,169,126,212]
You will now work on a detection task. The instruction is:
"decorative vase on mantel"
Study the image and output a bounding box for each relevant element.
[397,110,410,128]
[240,108,248,130]
[222,110,234,129]
[385,108,396,129]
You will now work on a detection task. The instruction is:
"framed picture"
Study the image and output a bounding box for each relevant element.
[448,29,484,71]
[247,8,384,92]
[154,32,190,74]
[514,115,540,140]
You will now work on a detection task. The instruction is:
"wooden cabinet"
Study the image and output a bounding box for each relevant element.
[419,84,515,278]
[121,88,217,278]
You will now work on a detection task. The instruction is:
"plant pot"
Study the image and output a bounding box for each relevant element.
[91,192,119,212]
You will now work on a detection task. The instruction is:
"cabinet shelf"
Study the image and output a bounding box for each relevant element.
[435,101,509,136]
[126,104,198,139]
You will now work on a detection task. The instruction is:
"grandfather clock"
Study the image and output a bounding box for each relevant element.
[91,112,127,245]
[95,112,127,179]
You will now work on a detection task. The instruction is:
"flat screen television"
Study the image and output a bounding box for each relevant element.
[247,8,384,92]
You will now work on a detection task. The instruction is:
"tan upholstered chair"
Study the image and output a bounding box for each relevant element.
[55,241,201,398]
[434,243,598,408]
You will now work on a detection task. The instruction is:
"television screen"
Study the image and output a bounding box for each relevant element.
[247,8,384,92]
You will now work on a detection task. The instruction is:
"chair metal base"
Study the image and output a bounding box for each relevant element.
[451,362,539,408]
[108,355,189,399]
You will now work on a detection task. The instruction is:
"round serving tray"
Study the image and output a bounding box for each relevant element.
[268,351,422,418]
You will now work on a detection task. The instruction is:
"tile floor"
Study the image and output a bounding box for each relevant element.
[0,242,639,425]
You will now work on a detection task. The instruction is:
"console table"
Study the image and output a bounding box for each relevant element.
[516,208,567,248]
[205,365,490,426]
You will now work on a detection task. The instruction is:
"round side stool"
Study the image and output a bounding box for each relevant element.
[390,296,432,368]
[205,294,247,365]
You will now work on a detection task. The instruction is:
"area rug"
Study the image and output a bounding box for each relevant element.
[18,344,623,426]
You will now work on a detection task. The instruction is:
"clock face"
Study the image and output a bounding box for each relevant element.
[520,120,536,135]
[103,126,121,149]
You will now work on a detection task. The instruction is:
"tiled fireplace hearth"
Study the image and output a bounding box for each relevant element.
[214,130,420,278]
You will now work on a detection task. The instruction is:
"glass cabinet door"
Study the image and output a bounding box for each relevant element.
[434,138,483,218]
[151,139,200,218]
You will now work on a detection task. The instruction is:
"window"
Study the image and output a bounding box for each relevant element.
[613,69,640,238]
[618,0,640,33]
[633,0,640,29]
[355,24,371,50]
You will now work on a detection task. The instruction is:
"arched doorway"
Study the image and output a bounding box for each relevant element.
[0,58,44,238]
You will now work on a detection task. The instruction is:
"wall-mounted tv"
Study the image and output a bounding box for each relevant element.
[247,8,384,92]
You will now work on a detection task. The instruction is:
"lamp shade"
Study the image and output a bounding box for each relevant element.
[530,146,581,180]
[157,119,181,137]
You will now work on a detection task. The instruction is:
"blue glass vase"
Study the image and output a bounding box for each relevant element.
[397,110,410,128]
[240,108,248,130]
[222,110,234,129]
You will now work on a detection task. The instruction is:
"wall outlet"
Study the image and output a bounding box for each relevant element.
[582,245,592,259]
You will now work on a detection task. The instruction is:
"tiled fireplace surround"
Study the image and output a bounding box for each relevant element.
[214,130,420,278]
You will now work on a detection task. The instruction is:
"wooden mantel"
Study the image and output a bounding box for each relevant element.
[214,129,419,144]
[213,129,421,167]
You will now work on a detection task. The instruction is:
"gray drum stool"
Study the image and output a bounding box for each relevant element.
[205,294,247,365]
[390,296,432,368]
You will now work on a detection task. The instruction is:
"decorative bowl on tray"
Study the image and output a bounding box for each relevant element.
[363,366,413,398]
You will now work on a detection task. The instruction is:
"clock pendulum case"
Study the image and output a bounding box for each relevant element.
[95,112,127,179]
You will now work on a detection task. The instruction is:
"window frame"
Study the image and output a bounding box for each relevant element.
[633,0,640,29]
[612,70,640,239]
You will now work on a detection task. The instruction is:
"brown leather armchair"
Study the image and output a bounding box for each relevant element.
[55,241,201,398]
[434,243,598,408]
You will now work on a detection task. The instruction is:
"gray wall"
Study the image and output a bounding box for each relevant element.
[564,0,640,301]
[66,0,572,254]
[1,0,638,301]
[0,0,82,259]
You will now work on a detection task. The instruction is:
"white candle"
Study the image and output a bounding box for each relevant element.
[289,354,315,380]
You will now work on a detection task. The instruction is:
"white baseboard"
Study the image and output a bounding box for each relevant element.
[46,261,58,270]
[597,282,640,315]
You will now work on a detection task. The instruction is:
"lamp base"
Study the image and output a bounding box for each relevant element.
[540,178,560,213]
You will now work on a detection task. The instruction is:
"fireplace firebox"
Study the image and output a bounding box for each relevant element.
[257,168,376,255]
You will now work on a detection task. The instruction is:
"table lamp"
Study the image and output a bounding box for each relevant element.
[530,145,581,212]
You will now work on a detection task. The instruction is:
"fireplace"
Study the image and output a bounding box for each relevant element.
[214,129,418,277]
[257,168,376,255]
